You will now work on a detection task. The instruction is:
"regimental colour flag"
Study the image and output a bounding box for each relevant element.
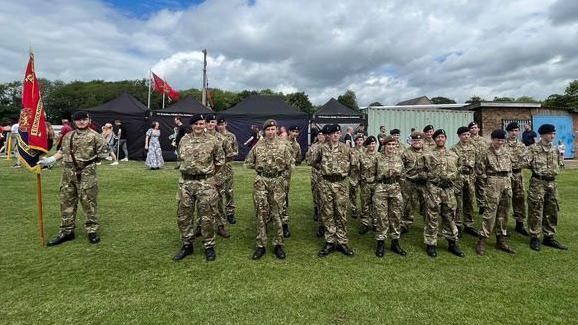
[17,52,49,173]
[151,72,180,102]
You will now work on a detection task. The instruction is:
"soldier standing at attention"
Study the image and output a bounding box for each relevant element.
[422,125,436,151]
[310,124,358,257]
[423,129,465,258]
[358,136,379,234]
[377,125,387,152]
[205,114,231,238]
[451,126,479,237]
[173,114,225,261]
[474,129,516,255]
[468,121,488,215]
[400,132,428,234]
[217,116,239,225]
[40,111,110,246]
[306,128,326,237]
[527,124,568,251]
[389,129,405,153]
[374,135,406,257]
[504,122,530,236]
[280,125,302,238]
[349,134,365,219]
[245,119,294,260]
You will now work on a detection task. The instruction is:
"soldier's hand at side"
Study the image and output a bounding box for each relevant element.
[39,156,57,167]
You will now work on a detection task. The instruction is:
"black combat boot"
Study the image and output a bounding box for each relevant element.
[205,246,216,261]
[358,224,370,235]
[316,225,325,238]
[226,213,237,225]
[375,240,385,258]
[88,232,100,244]
[515,221,529,236]
[47,232,75,246]
[274,245,286,259]
[318,242,336,257]
[426,245,437,257]
[217,225,230,238]
[475,237,486,256]
[173,243,194,261]
[463,226,479,237]
[530,237,541,251]
[543,236,568,250]
[282,224,291,238]
[391,239,407,256]
[252,246,266,260]
[400,226,408,235]
[337,244,354,256]
[448,240,465,257]
[351,207,358,219]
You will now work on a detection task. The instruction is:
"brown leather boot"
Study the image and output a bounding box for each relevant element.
[496,235,516,254]
[217,225,230,238]
[475,238,486,256]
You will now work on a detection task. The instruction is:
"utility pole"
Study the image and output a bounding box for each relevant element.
[202,49,207,107]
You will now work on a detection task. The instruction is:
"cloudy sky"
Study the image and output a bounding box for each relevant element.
[1,0,577,105]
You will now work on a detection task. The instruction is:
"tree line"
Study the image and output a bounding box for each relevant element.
[1,78,576,124]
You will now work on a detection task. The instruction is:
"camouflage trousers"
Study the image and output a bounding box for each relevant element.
[374,183,403,241]
[511,171,526,223]
[401,180,427,229]
[527,177,559,238]
[349,180,361,214]
[454,173,476,229]
[475,176,487,211]
[311,169,322,220]
[480,176,511,238]
[59,165,99,235]
[281,170,291,224]
[214,164,235,226]
[360,182,377,227]
[253,175,286,247]
[319,178,349,245]
[424,183,459,246]
[176,177,218,249]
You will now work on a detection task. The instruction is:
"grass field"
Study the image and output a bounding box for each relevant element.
[1,158,577,324]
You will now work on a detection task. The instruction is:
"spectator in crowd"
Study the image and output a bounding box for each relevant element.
[145,121,164,170]
[406,128,416,145]
[243,124,261,148]
[57,119,72,150]
[102,123,118,165]
[522,123,537,146]
[114,119,129,161]
[46,122,56,151]
[278,126,288,139]
[344,127,354,147]
[11,121,20,167]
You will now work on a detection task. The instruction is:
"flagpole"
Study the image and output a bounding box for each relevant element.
[147,70,151,109]
[162,90,165,109]
[36,173,45,246]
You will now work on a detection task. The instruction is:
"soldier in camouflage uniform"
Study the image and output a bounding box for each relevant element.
[469,121,489,214]
[173,114,225,262]
[527,124,568,251]
[423,129,465,258]
[358,136,379,234]
[374,136,407,257]
[422,125,436,151]
[389,129,405,153]
[41,111,110,246]
[310,124,358,257]
[474,129,516,255]
[349,134,365,219]
[205,114,231,238]
[400,132,428,233]
[505,122,530,236]
[280,125,302,238]
[305,128,326,237]
[450,126,479,237]
[245,119,294,260]
[217,116,239,224]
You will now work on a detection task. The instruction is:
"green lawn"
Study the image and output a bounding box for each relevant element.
[1,159,577,324]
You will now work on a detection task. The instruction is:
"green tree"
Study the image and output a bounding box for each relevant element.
[368,101,383,106]
[0,81,22,123]
[515,96,539,103]
[431,96,456,104]
[493,97,515,102]
[337,89,358,110]
[285,92,315,117]
[465,96,484,104]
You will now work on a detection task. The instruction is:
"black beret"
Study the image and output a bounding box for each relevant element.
[364,136,377,146]
[505,122,519,131]
[205,114,217,122]
[321,124,329,134]
[411,132,424,140]
[468,121,478,129]
[189,114,205,124]
[216,116,226,124]
[457,126,470,135]
[423,125,434,132]
[491,129,506,139]
[538,124,555,135]
[432,129,446,139]
[390,128,400,135]
[288,125,299,132]
[325,124,341,134]
[72,111,89,120]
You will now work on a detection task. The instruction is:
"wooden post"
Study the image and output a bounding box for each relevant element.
[36,173,45,246]
[6,134,12,160]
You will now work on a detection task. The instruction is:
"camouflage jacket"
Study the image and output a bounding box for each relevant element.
[451,141,477,175]
[475,144,512,177]
[221,130,239,162]
[245,136,293,175]
[288,138,302,165]
[60,129,109,163]
[401,147,427,182]
[423,137,436,152]
[310,141,357,178]
[359,150,379,184]
[505,138,527,170]
[178,132,225,175]
[424,147,459,186]
[306,142,322,175]
[376,152,404,180]
[470,134,489,152]
[527,141,560,178]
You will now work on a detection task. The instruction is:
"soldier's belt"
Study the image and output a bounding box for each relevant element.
[322,174,346,182]
[379,176,400,185]
[181,173,212,181]
[487,171,509,177]
[407,178,427,186]
[257,171,281,178]
[531,173,555,182]
[512,168,522,174]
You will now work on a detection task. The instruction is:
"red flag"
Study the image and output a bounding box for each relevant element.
[151,72,180,102]
[18,52,48,173]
